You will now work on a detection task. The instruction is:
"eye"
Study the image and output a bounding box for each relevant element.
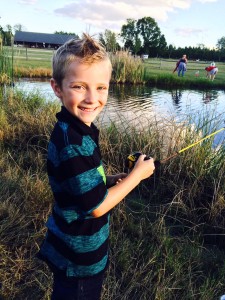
[72,84,85,90]
[97,86,107,91]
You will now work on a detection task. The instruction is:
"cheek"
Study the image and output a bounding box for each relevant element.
[101,96,107,106]
[101,92,108,103]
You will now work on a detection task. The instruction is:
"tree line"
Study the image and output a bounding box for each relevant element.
[99,17,225,62]
[1,17,225,61]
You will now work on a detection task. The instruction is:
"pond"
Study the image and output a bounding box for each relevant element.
[16,79,225,145]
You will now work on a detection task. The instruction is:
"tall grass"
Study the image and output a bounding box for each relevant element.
[14,66,52,79]
[110,51,146,84]
[1,88,225,299]
[0,47,13,84]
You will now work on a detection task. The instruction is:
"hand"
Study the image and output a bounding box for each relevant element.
[132,154,155,180]
[115,173,127,185]
[106,173,127,187]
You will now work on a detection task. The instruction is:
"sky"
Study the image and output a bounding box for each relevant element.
[0,0,224,49]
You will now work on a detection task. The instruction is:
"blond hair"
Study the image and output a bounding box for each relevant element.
[52,33,112,86]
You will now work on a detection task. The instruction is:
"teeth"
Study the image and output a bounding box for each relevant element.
[80,107,96,112]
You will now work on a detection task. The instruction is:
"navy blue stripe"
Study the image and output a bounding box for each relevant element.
[39,241,108,277]
[56,148,101,180]
[46,230,109,266]
[46,215,109,252]
[52,183,107,210]
[52,210,109,236]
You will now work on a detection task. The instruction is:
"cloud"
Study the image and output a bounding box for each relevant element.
[175,27,206,38]
[197,0,217,2]
[53,0,192,32]
[18,0,37,4]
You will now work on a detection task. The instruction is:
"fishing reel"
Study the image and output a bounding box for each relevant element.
[125,151,160,171]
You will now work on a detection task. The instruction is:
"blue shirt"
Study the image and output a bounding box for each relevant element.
[38,106,109,278]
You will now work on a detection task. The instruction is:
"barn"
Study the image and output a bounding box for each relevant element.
[14,31,77,49]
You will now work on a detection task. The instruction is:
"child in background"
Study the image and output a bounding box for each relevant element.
[205,62,218,81]
[37,33,155,300]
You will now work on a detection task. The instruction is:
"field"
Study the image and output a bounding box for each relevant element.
[9,46,53,69]
[4,46,225,88]
[1,46,225,299]
[145,58,225,82]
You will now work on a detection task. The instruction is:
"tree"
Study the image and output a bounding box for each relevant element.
[158,34,167,57]
[216,37,225,50]
[216,36,225,61]
[121,19,141,54]
[2,24,13,46]
[137,17,162,56]
[167,44,176,59]
[99,29,119,52]
[120,17,166,57]
[54,31,79,38]
[13,23,24,33]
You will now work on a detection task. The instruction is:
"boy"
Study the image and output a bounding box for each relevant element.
[38,33,155,300]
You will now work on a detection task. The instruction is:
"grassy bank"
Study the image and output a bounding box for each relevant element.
[3,46,225,89]
[1,88,225,299]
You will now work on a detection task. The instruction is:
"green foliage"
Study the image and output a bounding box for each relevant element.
[99,29,119,52]
[121,17,166,56]
[54,31,79,38]
[110,51,146,84]
[0,46,13,84]
[1,88,225,299]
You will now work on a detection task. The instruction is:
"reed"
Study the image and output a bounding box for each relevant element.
[14,66,52,78]
[1,88,225,299]
[0,46,13,84]
[110,51,146,84]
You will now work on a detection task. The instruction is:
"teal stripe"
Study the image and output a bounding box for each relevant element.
[40,241,108,277]
[48,134,97,167]
[46,215,109,253]
[53,204,82,222]
[60,135,97,161]
[61,167,104,196]
[67,255,108,277]
[53,190,108,224]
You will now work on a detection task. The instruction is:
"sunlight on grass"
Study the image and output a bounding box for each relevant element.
[1,87,225,299]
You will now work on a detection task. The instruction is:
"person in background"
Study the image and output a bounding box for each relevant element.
[37,33,155,300]
[177,54,188,77]
[205,62,218,81]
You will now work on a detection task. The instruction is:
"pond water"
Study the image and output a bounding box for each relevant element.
[16,79,225,145]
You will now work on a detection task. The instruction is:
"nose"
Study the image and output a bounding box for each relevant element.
[85,88,97,104]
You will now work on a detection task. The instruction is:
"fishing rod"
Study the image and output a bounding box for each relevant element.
[126,126,225,170]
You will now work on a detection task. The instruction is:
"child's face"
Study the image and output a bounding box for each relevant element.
[51,60,111,126]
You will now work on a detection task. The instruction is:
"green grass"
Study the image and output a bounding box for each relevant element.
[144,58,225,88]
[1,88,225,299]
[0,47,14,84]
[3,46,225,88]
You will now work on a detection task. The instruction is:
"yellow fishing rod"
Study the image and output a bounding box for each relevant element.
[160,126,225,163]
[126,127,225,169]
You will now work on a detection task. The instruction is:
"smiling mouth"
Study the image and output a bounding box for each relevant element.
[79,107,97,112]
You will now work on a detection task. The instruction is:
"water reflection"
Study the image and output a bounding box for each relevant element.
[171,89,182,110]
[202,90,219,104]
[16,79,225,130]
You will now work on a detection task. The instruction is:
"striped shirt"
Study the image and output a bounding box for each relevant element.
[38,106,109,278]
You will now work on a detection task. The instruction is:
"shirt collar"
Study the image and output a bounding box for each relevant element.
[56,106,99,138]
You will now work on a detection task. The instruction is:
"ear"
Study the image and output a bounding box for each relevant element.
[50,78,62,99]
